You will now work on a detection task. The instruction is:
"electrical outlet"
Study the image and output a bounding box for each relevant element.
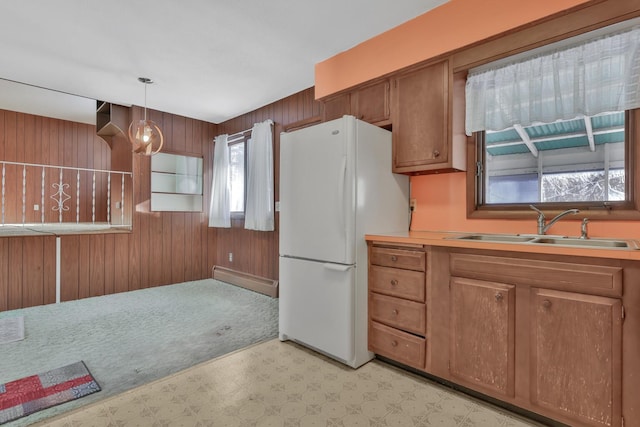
[410,199,417,211]
[33,204,39,211]
[228,252,233,262]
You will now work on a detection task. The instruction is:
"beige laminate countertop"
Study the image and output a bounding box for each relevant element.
[365,230,640,261]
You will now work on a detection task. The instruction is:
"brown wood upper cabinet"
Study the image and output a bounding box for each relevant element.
[351,80,390,124]
[391,59,466,174]
[322,80,390,125]
[322,93,350,122]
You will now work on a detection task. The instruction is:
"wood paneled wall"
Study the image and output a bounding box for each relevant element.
[0,236,57,310]
[0,110,112,224]
[0,107,216,311]
[1,87,323,310]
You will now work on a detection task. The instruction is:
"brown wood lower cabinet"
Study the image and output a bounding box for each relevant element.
[370,292,425,335]
[368,242,426,370]
[449,277,515,398]
[446,250,626,427]
[529,288,622,426]
[369,321,425,369]
[367,243,636,427]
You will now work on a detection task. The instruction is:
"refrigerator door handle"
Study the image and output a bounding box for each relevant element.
[323,263,352,272]
[338,155,347,234]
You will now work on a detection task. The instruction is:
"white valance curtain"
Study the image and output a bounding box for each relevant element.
[465,26,640,135]
[208,134,231,228]
[244,120,274,231]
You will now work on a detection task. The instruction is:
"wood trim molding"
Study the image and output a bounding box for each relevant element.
[212,265,279,298]
[283,116,322,132]
[451,0,640,73]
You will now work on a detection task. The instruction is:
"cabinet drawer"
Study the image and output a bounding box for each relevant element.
[370,265,425,302]
[369,321,425,370]
[370,293,426,335]
[371,247,425,271]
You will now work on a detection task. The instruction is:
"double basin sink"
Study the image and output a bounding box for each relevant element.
[451,233,639,250]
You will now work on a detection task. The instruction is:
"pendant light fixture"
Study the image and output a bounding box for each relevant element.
[129,77,164,155]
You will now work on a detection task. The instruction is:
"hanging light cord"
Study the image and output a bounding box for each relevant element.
[138,76,153,121]
[143,82,148,121]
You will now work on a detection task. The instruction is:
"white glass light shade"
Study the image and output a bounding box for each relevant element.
[129,119,164,155]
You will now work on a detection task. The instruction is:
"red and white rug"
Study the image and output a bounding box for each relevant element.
[0,361,100,424]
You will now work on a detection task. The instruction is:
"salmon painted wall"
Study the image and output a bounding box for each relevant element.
[315,0,592,98]
[410,173,640,240]
[316,0,640,240]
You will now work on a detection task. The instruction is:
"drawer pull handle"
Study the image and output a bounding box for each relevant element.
[390,279,398,286]
[433,150,440,158]
[390,255,398,262]
[495,292,503,302]
[391,340,398,347]
[392,309,399,316]
[542,299,552,308]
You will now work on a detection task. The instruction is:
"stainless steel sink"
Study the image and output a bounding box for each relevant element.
[530,237,636,249]
[451,233,639,249]
[453,234,535,243]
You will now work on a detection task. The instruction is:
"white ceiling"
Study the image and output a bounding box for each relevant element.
[0,0,448,126]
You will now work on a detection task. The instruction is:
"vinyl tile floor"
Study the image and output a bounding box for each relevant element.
[33,339,541,427]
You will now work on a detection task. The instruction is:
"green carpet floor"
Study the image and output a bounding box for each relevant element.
[0,279,278,426]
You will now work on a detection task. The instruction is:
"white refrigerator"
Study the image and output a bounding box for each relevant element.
[279,115,410,368]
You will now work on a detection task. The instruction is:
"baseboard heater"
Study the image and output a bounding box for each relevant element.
[212,266,279,298]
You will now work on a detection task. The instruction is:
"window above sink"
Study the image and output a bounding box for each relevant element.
[483,112,625,205]
[465,19,640,220]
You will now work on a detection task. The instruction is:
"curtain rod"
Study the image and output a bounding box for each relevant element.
[225,120,274,142]
[227,128,252,140]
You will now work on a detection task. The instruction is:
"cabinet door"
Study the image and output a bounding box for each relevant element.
[323,93,350,122]
[351,80,390,124]
[530,288,622,427]
[391,60,449,174]
[449,277,515,397]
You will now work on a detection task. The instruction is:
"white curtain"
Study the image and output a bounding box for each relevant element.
[244,120,274,231]
[465,26,640,135]
[208,134,231,228]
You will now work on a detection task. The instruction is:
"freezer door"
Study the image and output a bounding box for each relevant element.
[279,257,354,364]
[280,117,355,265]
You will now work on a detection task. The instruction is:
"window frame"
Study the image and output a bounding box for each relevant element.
[228,135,249,218]
[448,3,640,221]
[466,109,640,220]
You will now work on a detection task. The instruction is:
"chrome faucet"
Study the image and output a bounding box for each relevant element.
[529,205,580,235]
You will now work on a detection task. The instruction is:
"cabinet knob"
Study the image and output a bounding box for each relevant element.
[542,299,552,308]
[495,292,503,302]
[390,279,398,286]
[391,340,398,347]
[392,309,399,316]
[390,255,398,262]
[433,150,440,158]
